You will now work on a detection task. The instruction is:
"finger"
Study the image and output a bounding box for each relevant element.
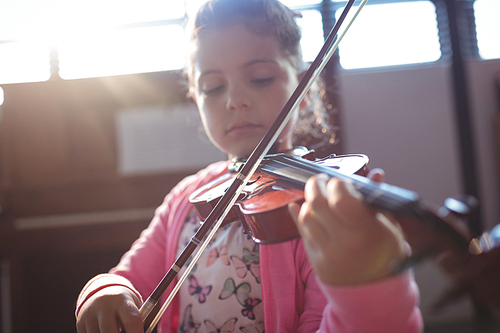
[304,174,334,222]
[304,173,328,203]
[326,178,375,229]
[289,201,314,246]
[76,316,86,333]
[76,320,88,333]
[77,306,102,333]
[367,168,385,183]
[299,201,334,250]
[289,201,323,251]
[116,299,143,333]
[83,316,101,333]
[97,311,121,333]
[288,201,301,224]
[303,174,338,239]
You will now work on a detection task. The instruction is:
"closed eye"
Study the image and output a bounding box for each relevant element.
[251,77,275,87]
[202,85,224,96]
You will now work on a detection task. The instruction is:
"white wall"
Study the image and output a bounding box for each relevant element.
[338,59,500,324]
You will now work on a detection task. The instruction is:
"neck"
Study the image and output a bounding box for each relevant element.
[231,140,283,161]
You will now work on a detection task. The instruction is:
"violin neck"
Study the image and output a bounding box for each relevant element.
[261,154,420,215]
[348,173,420,214]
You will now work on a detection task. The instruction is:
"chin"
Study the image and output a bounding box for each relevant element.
[227,147,255,160]
[226,140,261,159]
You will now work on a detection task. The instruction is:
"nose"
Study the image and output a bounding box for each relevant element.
[226,86,251,112]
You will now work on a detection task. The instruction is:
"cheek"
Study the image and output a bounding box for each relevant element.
[265,82,296,114]
[196,100,214,133]
[276,76,298,100]
[199,105,225,142]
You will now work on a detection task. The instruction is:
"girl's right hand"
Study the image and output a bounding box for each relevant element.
[76,286,143,333]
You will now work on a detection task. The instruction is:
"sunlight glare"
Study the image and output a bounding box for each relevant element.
[0,0,186,82]
[474,0,500,60]
[336,1,441,69]
[58,25,186,79]
[281,0,322,6]
[0,42,51,84]
[297,10,324,62]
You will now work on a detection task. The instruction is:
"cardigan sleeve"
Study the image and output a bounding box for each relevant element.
[74,189,179,321]
[75,161,230,333]
[261,237,423,333]
[316,271,423,333]
[293,239,422,333]
[109,160,230,301]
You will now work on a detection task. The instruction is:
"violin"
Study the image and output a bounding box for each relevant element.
[190,148,370,244]
[190,149,500,311]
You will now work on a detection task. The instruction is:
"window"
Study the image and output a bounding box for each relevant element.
[296,10,325,62]
[0,0,185,83]
[58,25,185,79]
[0,0,497,83]
[335,1,441,69]
[56,0,187,79]
[0,41,51,84]
[474,0,500,60]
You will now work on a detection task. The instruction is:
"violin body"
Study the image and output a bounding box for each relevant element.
[189,152,369,244]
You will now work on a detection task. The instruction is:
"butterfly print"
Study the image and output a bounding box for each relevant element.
[204,318,238,333]
[219,277,251,306]
[230,256,261,284]
[188,275,212,303]
[207,246,230,267]
[242,244,259,264]
[181,211,202,247]
[179,304,201,333]
[239,321,265,333]
[185,210,201,225]
[241,297,262,320]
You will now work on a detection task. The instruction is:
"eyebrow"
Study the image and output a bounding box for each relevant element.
[198,69,221,80]
[243,58,278,68]
[197,58,279,82]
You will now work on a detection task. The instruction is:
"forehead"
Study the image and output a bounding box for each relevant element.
[193,23,287,73]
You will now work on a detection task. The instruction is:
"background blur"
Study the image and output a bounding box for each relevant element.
[0,0,499,332]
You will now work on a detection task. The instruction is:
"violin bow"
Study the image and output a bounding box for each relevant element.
[140,1,369,331]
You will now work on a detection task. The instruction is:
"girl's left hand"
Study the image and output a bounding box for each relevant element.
[288,169,407,286]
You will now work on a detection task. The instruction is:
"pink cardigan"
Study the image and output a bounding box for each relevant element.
[77,161,423,333]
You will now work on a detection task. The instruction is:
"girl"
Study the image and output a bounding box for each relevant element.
[76,0,423,332]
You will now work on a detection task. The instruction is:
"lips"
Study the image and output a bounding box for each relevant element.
[227,121,261,135]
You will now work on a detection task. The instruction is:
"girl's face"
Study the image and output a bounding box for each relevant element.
[192,23,300,159]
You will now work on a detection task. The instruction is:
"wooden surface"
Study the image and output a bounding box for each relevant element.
[0,216,151,333]
[0,72,195,333]
[0,71,190,217]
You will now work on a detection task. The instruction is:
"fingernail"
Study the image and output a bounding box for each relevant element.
[317,174,328,195]
[370,168,385,176]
